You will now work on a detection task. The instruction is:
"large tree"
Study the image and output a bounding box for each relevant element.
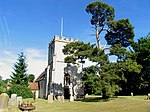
[110,44,142,95]
[86,1,134,49]
[63,1,142,98]
[63,42,125,98]
[10,52,29,86]
[85,1,141,96]
[133,33,150,94]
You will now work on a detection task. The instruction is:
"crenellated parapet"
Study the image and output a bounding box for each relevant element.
[49,35,78,45]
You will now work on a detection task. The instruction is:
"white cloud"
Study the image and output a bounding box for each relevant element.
[25,48,46,59]
[24,48,47,79]
[0,48,47,80]
[0,50,17,80]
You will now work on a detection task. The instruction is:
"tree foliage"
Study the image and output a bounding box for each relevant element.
[63,42,125,98]
[63,41,93,63]
[133,34,150,93]
[86,1,115,26]
[86,1,134,49]
[63,1,144,98]
[0,76,2,81]
[109,43,142,95]
[28,74,35,82]
[106,19,134,47]
[0,79,10,94]
[10,52,29,86]
[82,66,102,95]
[134,34,150,75]
[7,84,33,98]
[100,63,124,98]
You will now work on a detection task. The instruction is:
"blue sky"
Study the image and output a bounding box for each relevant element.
[0,0,150,79]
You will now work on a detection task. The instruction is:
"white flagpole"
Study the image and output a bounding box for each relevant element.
[60,17,63,37]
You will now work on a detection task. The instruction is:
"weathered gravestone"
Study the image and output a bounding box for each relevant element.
[0,93,9,111]
[48,94,53,103]
[57,96,61,102]
[70,96,74,102]
[147,93,150,100]
[10,94,17,105]
[17,96,22,105]
[60,95,64,102]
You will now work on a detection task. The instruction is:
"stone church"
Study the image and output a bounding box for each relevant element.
[35,35,84,99]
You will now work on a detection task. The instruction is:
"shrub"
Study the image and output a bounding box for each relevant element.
[7,84,33,98]
[0,89,3,94]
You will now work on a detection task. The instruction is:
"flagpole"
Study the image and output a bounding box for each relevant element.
[60,18,63,37]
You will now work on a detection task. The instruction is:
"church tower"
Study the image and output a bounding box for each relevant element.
[44,35,84,99]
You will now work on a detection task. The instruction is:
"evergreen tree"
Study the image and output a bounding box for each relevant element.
[63,42,125,98]
[82,66,102,95]
[63,1,142,98]
[86,1,134,49]
[110,44,142,95]
[133,33,150,94]
[10,52,29,86]
[85,1,141,97]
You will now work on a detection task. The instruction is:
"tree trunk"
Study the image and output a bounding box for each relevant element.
[102,89,109,99]
[95,24,101,49]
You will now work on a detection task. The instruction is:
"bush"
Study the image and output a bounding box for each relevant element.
[7,84,33,98]
[0,89,3,94]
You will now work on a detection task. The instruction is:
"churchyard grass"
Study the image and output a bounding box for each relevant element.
[8,95,150,112]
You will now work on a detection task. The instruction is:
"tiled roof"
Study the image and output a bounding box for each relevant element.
[28,82,38,90]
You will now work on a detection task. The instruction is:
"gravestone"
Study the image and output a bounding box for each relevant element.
[60,95,64,102]
[70,96,74,102]
[147,93,150,100]
[17,96,22,105]
[48,94,53,103]
[0,93,9,111]
[57,96,61,102]
[10,94,17,105]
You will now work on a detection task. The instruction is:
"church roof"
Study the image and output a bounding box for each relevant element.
[35,70,45,82]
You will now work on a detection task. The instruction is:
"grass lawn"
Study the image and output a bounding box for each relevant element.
[7,95,150,112]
